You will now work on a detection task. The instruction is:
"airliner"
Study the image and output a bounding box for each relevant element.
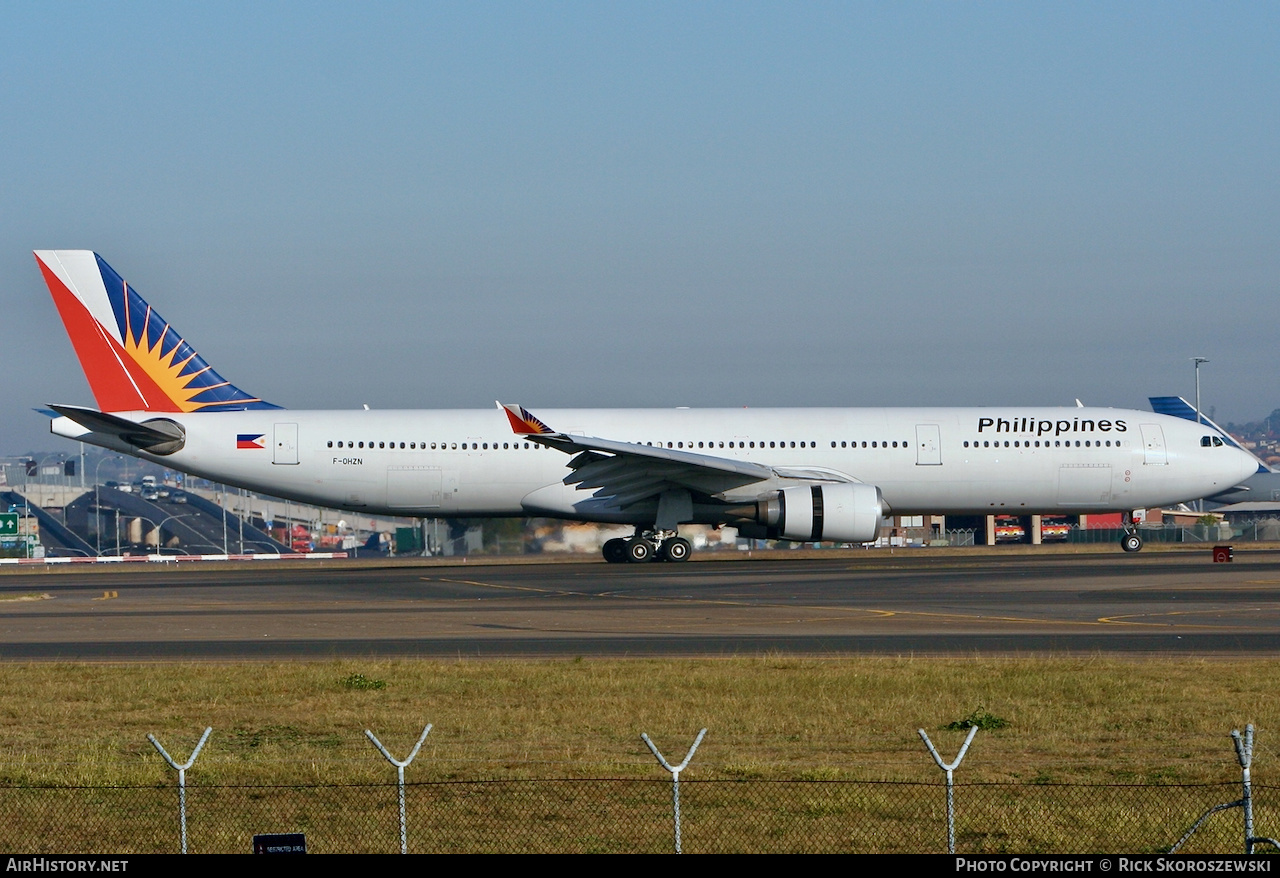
[33,250,1259,561]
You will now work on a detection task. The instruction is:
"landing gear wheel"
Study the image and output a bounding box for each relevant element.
[1121,533,1143,553]
[626,538,655,563]
[660,537,691,562]
[603,538,628,564]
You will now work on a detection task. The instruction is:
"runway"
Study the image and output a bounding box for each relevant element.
[2,550,1280,659]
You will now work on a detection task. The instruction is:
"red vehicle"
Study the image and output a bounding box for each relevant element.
[993,517,1025,543]
[271,524,314,553]
[1040,518,1071,541]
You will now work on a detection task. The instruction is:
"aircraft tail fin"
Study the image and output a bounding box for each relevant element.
[34,250,279,413]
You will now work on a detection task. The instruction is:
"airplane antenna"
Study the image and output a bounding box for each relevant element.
[362,404,370,411]
[1075,399,1084,407]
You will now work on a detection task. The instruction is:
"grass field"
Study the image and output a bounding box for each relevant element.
[0,656,1271,786]
[0,656,1274,852]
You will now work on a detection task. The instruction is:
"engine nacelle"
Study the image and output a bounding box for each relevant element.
[757,483,883,543]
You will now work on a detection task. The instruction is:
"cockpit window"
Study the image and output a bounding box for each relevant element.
[1201,436,1212,447]
[1213,437,1224,447]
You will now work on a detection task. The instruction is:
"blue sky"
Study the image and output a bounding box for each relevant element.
[2,2,1277,451]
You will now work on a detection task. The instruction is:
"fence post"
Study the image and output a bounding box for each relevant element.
[148,727,212,854]
[918,725,978,854]
[1170,724,1280,854]
[366,724,432,854]
[1232,725,1255,854]
[641,729,706,854]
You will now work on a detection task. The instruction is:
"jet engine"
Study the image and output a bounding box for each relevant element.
[736,483,883,543]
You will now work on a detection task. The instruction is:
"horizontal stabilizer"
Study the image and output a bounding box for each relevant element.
[49,404,186,455]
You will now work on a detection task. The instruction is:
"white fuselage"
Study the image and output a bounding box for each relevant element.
[54,405,1259,523]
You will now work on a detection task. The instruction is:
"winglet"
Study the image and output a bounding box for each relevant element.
[498,402,555,435]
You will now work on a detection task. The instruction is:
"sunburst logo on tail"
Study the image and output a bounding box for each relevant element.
[118,297,212,412]
[108,266,272,412]
[117,284,264,412]
[34,250,278,413]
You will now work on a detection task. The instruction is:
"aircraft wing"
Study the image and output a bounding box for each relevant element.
[500,403,854,507]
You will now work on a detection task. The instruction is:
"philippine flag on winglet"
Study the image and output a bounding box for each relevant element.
[237,434,265,450]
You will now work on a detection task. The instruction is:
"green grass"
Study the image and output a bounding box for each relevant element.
[0,657,1273,852]
[0,656,1270,787]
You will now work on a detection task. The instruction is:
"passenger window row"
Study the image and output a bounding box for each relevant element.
[326,438,918,452]
[829,441,910,449]
[645,440,819,449]
[328,440,540,450]
[964,439,1125,448]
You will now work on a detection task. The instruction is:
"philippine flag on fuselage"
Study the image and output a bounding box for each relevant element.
[237,434,266,450]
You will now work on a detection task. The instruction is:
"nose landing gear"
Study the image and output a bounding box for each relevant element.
[1120,510,1145,553]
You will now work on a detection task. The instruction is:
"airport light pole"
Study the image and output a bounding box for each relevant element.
[157,513,194,550]
[1192,357,1210,424]
[133,513,193,551]
[1191,357,1210,513]
[94,455,123,556]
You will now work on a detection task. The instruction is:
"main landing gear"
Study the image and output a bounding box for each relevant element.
[602,530,692,563]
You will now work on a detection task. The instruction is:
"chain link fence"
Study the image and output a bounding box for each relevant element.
[1,778,1273,853]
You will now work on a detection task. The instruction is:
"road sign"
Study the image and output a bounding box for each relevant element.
[0,514,17,537]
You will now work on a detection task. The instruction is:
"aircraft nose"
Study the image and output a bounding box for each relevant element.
[1234,447,1263,483]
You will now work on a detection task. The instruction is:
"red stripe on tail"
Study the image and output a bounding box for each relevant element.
[37,258,181,413]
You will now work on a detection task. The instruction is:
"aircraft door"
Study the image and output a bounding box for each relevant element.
[273,423,299,465]
[1139,424,1167,465]
[387,466,443,508]
[915,425,942,465]
[1058,464,1113,505]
